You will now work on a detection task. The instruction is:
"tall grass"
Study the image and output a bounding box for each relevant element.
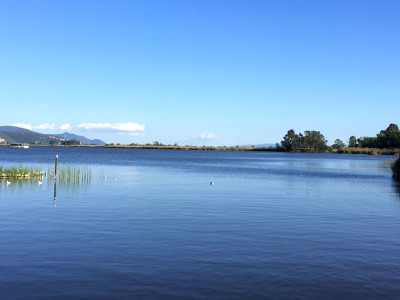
[47,165,92,184]
[335,147,400,155]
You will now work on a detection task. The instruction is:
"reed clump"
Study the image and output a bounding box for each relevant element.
[0,165,43,179]
[48,165,92,184]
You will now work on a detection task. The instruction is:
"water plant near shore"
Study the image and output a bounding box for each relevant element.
[1,164,92,185]
[0,165,43,179]
[47,165,92,184]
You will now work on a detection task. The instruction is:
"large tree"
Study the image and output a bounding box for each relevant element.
[302,130,328,152]
[332,139,345,149]
[376,123,400,148]
[280,129,301,152]
[280,129,328,152]
[348,136,357,147]
[357,136,377,148]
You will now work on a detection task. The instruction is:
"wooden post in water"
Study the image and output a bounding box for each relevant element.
[55,155,58,181]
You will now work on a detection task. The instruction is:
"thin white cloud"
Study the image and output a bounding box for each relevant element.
[77,122,145,132]
[35,123,55,130]
[60,123,72,130]
[200,132,217,139]
[11,123,33,130]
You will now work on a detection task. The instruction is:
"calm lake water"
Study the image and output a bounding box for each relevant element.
[0,146,399,299]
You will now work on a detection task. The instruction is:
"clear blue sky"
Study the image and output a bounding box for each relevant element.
[1,0,399,145]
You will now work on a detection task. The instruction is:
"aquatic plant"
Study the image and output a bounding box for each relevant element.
[48,165,92,184]
[392,157,400,180]
[0,165,43,179]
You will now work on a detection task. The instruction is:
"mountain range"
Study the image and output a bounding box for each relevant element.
[0,126,106,145]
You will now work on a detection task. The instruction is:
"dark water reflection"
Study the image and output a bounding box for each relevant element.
[392,179,400,199]
[0,147,399,299]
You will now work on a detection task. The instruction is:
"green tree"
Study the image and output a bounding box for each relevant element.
[387,123,399,132]
[280,129,301,151]
[376,123,400,148]
[302,131,328,152]
[332,139,345,149]
[49,140,58,145]
[357,136,377,148]
[348,136,357,147]
[61,139,81,146]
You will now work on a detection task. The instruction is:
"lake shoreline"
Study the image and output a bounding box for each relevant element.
[1,144,399,155]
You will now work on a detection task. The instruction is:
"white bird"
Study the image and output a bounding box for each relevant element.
[114,178,118,181]
[6,181,11,185]
[38,181,43,185]
[104,177,107,180]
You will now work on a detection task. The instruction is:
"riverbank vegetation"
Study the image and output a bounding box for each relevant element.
[277,123,400,155]
[348,124,400,149]
[333,147,400,155]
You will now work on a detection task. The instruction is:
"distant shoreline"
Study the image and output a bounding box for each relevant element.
[1,144,400,155]
[103,145,280,151]
[1,144,279,152]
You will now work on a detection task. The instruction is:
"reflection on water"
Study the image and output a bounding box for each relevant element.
[393,179,400,199]
[0,177,44,189]
[0,174,91,190]
[1,168,92,208]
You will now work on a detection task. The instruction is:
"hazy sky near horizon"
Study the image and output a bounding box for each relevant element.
[1,0,399,145]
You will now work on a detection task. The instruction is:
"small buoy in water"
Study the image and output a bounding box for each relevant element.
[210,181,214,185]
[38,181,43,185]
[104,177,107,180]
[114,178,118,181]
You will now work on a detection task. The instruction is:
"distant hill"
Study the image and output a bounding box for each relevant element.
[0,127,55,144]
[55,132,106,145]
[0,126,33,133]
[0,126,106,145]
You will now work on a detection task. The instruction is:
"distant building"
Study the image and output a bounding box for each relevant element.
[49,135,67,141]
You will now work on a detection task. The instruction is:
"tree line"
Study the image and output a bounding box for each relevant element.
[348,123,400,149]
[278,123,400,152]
